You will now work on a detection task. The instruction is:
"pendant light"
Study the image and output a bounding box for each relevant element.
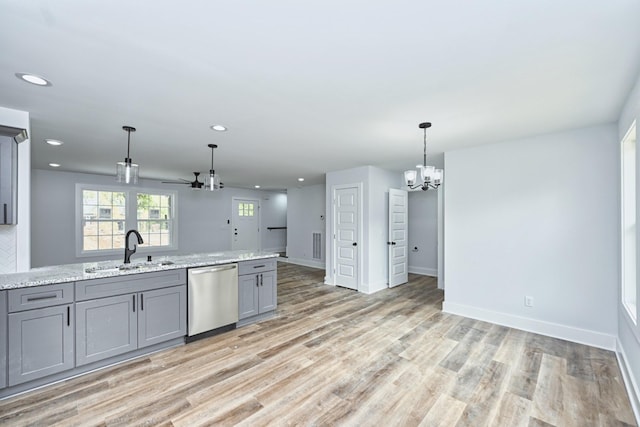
[404,122,443,191]
[208,143,221,191]
[116,126,139,184]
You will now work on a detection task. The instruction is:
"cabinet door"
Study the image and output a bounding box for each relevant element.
[238,274,259,319]
[0,291,7,389]
[76,294,137,366]
[8,304,74,386]
[138,286,186,348]
[258,271,277,313]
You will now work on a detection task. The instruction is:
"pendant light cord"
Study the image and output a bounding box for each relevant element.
[423,126,427,167]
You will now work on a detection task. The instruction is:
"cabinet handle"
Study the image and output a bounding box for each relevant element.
[260,273,263,286]
[256,275,259,287]
[133,295,136,312]
[253,264,266,269]
[141,294,144,311]
[27,294,57,302]
[3,203,6,224]
[67,306,70,326]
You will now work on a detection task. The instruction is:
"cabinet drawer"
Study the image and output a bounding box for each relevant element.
[8,283,74,313]
[76,269,186,301]
[238,259,276,275]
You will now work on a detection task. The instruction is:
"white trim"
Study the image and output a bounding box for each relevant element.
[408,266,438,277]
[616,339,640,425]
[263,246,285,254]
[442,301,617,350]
[282,257,325,270]
[362,280,388,295]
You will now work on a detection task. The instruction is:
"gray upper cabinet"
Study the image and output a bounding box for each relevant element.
[0,124,25,225]
[138,286,186,348]
[0,291,6,389]
[8,304,74,386]
[76,294,137,366]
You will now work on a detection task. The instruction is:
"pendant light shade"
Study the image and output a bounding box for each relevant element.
[116,126,139,184]
[208,143,222,191]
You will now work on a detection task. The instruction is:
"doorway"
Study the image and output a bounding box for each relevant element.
[232,197,260,251]
[388,188,408,287]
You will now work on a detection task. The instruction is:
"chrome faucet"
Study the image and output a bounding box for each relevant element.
[124,229,144,264]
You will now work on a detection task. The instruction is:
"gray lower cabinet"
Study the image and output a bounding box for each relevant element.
[76,285,186,366]
[75,294,137,366]
[7,304,74,386]
[138,286,186,348]
[0,291,6,389]
[238,259,277,321]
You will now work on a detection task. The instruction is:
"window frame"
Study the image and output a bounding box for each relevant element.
[620,120,638,326]
[75,184,178,257]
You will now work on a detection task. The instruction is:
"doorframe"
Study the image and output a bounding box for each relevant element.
[331,183,363,291]
[231,196,262,251]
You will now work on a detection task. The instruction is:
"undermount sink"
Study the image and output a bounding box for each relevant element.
[84,260,174,274]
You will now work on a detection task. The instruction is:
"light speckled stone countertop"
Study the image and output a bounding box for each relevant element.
[0,251,279,290]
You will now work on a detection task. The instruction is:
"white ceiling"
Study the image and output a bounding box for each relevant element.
[1,0,639,190]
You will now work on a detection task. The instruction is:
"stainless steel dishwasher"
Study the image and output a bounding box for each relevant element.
[187,263,238,338]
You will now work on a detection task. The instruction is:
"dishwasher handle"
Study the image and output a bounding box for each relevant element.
[190,264,237,275]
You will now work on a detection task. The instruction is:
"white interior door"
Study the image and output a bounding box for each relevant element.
[232,198,260,251]
[388,188,408,287]
[333,185,359,290]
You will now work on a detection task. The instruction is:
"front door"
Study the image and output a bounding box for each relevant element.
[232,198,260,251]
[333,185,360,290]
[388,188,408,287]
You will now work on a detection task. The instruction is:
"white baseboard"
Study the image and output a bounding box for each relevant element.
[442,301,617,350]
[616,339,640,425]
[408,266,437,277]
[281,257,325,270]
[361,280,388,295]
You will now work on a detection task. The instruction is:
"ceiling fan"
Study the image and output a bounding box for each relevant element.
[161,172,206,189]
[161,144,224,190]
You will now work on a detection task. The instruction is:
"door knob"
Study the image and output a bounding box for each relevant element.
[392,242,397,245]
[352,242,357,246]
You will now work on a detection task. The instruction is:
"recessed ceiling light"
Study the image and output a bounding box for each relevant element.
[48,163,61,168]
[254,185,261,189]
[210,124,227,132]
[15,73,52,86]
[298,178,304,182]
[45,139,64,146]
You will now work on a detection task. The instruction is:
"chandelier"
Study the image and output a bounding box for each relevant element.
[404,122,443,191]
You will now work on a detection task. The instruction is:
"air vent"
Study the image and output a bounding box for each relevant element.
[312,232,322,260]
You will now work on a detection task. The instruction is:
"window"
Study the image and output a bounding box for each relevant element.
[77,185,177,256]
[137,193,173,247]
[238,202,255,217]
[621,121,637,324]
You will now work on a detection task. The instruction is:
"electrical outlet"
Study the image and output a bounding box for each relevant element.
[525,296,534,307]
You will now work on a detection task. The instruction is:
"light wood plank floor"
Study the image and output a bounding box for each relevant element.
[0,262,636,426]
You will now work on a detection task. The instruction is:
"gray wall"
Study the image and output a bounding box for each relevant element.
[443,124,619,350]
[286,184,326,268]
[31,169,286,267]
